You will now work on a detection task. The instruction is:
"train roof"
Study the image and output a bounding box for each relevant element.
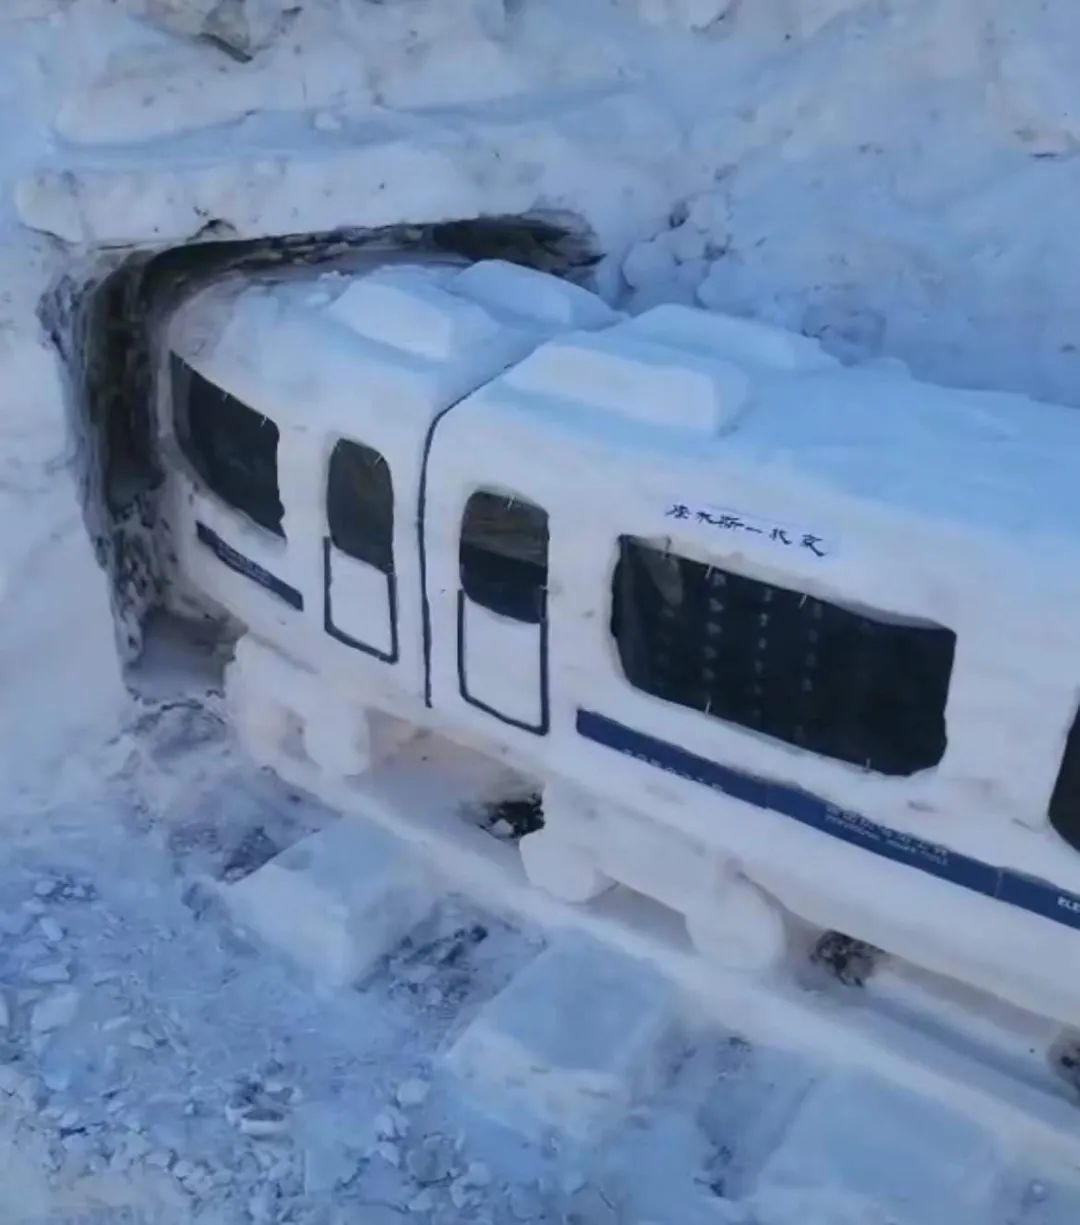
[463,303,1080,556]
[165,257,617,433]
[166,260,1080,557]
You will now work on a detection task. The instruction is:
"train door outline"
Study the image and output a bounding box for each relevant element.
[418,401,551,735]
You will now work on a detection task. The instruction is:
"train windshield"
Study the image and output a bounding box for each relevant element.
[611,537,955,777]
[170,353,285,537]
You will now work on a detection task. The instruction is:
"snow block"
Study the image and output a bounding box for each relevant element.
[326,268,500,360]
[445,938,680,1139]
[753,1073,1004,1225]
[452,260,620,331]
[223,818,436,989]
[626,303,839,372]
[505,331,750,434]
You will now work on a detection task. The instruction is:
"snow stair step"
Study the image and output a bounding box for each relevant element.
[445,936,680,1140]
[751,1071,1006,1225]
[222,818,438,989]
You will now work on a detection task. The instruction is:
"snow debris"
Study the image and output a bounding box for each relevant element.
[313,110,343,133]
[236,1105,289,1139]
[27,960,72,985]
[374,1109,407,1141]
[126,1029,157,1051]
[508,1182,548,1222]
[408,1187,437,1214]
[0,1066,27,1096]
[30,987,80,1034]
[39,1064,71,1094]
[0,910,29,937]
[449,1176,474,1210]
[405,1133,460,1186]
[395,1077,431,1109]
[375,1140,401,1168]
[462,1160,492,1188]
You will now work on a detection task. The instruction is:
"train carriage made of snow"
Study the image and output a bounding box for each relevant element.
[153,254,1080,1030]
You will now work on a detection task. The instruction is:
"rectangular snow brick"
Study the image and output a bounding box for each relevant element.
[327,269,500,360]
[753,1073,1005,1225]
[223,818,436,989]
[445,938,680,1139]
[503,331,750,434]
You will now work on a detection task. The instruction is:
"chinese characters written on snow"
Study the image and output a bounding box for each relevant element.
[665,501,834,560]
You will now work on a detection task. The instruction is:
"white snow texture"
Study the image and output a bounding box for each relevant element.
[5,3,1080,1222]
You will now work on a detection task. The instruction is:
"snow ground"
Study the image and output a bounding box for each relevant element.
[0,643,1077,1225]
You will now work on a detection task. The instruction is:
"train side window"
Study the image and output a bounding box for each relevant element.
[460,492,549,623]
[1049,708,1080,850]
[171,353,285,537]
[326,439,394,574]
[610,537,955,777]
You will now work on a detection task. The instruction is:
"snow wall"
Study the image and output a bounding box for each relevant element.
[5,0,1080,804]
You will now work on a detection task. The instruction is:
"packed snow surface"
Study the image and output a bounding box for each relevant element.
[0,673,1075,1225]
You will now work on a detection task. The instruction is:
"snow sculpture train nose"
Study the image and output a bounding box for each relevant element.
[157,254,1080,1025]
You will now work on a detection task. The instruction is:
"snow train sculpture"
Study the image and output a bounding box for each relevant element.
[157,255,1080,1025]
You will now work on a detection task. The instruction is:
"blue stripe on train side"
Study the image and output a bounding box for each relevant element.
[196,522,303,612]
[575,708,1080,935]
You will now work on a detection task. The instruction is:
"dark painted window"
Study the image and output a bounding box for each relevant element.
[460,491,548,623]
[171,353,284,537]
[1049,710,1080,851]
[326,439,394,574]
[611,537,955,777]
